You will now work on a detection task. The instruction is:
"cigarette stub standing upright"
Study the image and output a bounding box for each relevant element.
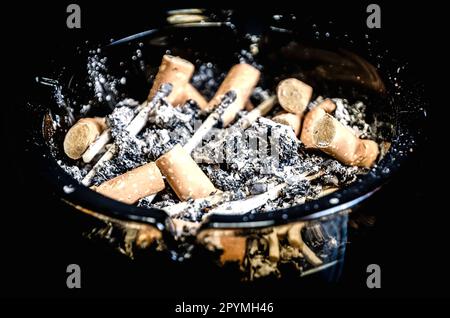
[208,63,261,126]
[148,55,208,108]
[148,55,194,105]
[277,78,313,114]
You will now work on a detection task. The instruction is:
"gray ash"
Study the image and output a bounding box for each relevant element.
[107,104,135,136]
[333,98,375,139]
[142,100,199,160]
[57,58,381,223]
[320,159,361,185]
[195,117,316,203]
[57,160,87,182]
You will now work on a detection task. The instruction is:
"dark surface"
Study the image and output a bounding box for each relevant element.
[1,0,445,306]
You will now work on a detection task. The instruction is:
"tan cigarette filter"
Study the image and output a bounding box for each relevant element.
[272,112,302,136]
[358,140,380,168]
[312,114,378,167]
[301,107,326,148]
[63,117,107,160]
[208,63,260,126]
[148,55,195,106]
[156,144,216,200]
[300,99,336,148]
[183,83,208,110]
[277,78,313,114]
[317,98,337,113]
[94,162,165,204]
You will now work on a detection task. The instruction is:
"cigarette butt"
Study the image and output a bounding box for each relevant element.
[208,63,260,126]
[183,83,208,110]
[94,162,165,204]
[148,55,195,106]
[312,114,379,167]
[317,98,337,113]
[277,78,313,114]
[272,112,302,136]
[301,107,326,148]
[358,139,379,168]
[156,144,216,201]
[300,99,336,148]
[219,236,247,264]
[63,117,107,159]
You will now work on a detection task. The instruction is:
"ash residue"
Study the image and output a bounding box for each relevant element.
[193,116,328,212]
[59,93,375,217]
[144,100,199,160]
[57,56,379,222]
[107,103,135,135]
[333,98,375,139]
[86,97,200,185]
[57,160,88,182]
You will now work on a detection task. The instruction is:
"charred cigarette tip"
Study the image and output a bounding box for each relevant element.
[288,223,323,266]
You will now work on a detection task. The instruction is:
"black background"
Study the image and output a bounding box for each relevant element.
[1,0,445,307]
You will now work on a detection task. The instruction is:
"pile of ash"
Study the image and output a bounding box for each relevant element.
[59,92,371,222]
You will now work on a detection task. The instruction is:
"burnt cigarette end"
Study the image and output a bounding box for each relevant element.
[277,78,313,114]
[156,144,216,201]
[63,117,107,160]
[94,162,165,204]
